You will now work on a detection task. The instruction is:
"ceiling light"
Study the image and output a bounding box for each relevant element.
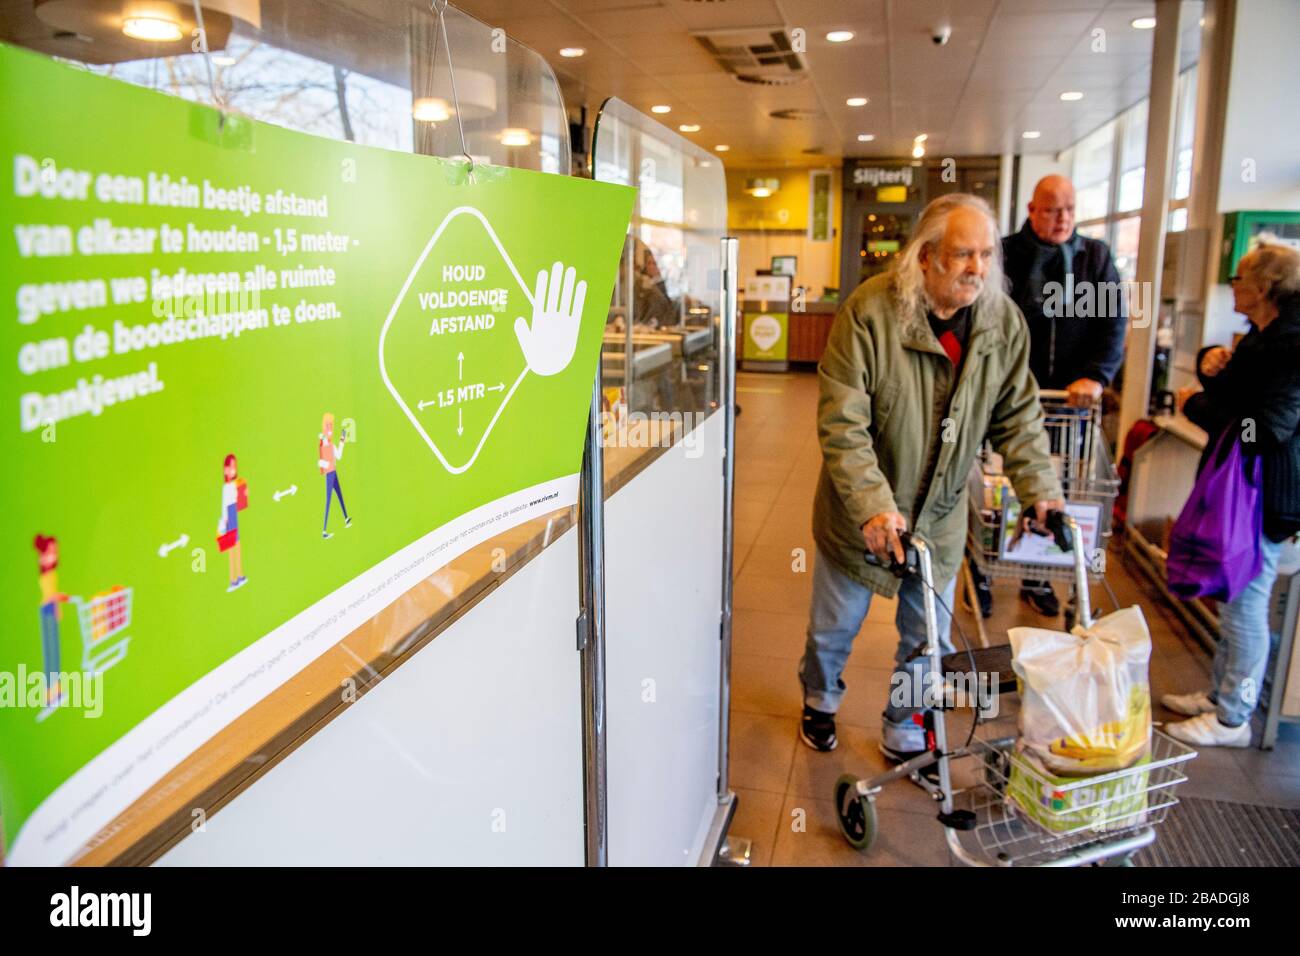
[826,30,854,43]
[121,16,183,42]
[912,144,926,158]
[913,133,928,142]
[846,96,868,107]
[412,97,453,123]
[1060,90,1084,101]
[1131,17,1156,29]
[559,47,585,58]
[1022,130,1041,139]
[857,133,875,142]
[678,123,701,133]
[650,104,671,114]
[500,128,533,147]
[745,177,780,198]
[715,144,730,152]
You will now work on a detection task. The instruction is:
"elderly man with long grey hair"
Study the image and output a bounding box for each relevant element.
[798,193,1064,762]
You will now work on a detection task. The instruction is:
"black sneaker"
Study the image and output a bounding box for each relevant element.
[878,741,940,785]
[1020,579,1060,617]
[800,705,837,752]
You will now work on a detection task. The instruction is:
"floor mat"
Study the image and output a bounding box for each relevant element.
[1135,797,1300,866]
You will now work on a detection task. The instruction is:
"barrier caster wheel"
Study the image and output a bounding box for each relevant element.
[834,773,877,851]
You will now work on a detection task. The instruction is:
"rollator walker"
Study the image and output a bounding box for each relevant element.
[832,512,1196,867]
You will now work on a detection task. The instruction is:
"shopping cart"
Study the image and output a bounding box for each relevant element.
[69,586,132,675]
[963,389,1121,640]
[832,514,1196,866]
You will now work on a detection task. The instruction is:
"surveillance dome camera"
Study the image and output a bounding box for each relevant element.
[932,25,952,45]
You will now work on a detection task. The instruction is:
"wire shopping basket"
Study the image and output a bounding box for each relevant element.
[69,586,132,675]
[968,390,1120,584]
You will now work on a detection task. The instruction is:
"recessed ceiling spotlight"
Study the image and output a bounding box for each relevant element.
[1022,130,1042,139]
[1060,90,1084,101]
[1131,17,1156,29]
[846,96,869,107]
[826,30,854,43]
[913,133,928,142]
[857,133,875,142]
[559,47,585,57]
[715,144,730,152]
[912,144,926,159]
[650,104,671,114]
[679,124,701,133]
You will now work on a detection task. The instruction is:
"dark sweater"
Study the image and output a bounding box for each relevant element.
[1183,294,1300,542]
[1002,220,1128,389]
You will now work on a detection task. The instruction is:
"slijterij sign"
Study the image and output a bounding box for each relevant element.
[0,42,635,865]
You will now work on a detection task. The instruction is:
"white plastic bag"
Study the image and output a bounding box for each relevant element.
[1009,606,1153,776]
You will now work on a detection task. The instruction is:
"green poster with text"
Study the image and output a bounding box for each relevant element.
[0,43,635,864]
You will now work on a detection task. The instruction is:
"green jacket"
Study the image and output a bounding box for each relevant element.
[813,273,1063,597]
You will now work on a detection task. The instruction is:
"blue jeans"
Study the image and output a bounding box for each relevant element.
[800,548,956,751]
[323,471,349,531]
[1211,534,1283,727]
[40,603,60,685]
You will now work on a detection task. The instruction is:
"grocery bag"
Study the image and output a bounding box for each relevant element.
[1166,427,1264,602]
[1009,606,1152,776]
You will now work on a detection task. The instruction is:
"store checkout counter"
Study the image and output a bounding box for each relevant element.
[602,317,716,413]
[1125,414,1300,748]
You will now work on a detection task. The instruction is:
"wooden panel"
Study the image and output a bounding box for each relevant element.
[787,311,834,363]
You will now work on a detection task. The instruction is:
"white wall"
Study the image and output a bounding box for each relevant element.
[605,413,724,866]
[1218,0,1300,212]
[157,532,586,866]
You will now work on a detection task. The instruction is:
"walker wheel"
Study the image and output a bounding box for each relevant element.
[834,773,878,851]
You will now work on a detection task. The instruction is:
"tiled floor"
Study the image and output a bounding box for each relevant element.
[727,370,1300,867]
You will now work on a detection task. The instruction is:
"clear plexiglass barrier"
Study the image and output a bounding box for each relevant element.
[1,1,587,865]
[592,97,727,491]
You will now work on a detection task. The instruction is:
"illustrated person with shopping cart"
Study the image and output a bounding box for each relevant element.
[319,412,352,539]
[990,175,1129,619]
[801,194,1064,761]
[34,534,69,707]
[217,453,247,592]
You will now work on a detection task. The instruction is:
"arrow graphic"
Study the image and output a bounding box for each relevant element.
[159,533,189,558]
[273,484,298,502]
[487,381,505,393]
[457,351,464,381]
[417,398,436,411]
[457,407,464,436]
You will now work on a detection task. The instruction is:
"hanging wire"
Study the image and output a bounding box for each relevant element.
[431,0,475,181]
[189,0,226,126]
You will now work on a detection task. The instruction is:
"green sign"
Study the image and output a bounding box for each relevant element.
[808,169,832,243]
[0,43,635,864]
[742,310,789,362]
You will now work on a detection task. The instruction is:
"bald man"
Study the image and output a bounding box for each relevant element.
[1000,174,1127,617]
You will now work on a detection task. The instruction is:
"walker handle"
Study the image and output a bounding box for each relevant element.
[863,531,920,579]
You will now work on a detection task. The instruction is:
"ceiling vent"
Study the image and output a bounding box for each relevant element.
[695,26,806,83]
[769,108,821,121]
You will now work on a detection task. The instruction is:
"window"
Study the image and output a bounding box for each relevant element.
[1065,63,1199,248]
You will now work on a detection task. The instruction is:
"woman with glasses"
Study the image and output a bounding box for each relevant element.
[1166,242,1300,747]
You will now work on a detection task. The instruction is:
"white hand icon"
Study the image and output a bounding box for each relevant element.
[514,261,587,377]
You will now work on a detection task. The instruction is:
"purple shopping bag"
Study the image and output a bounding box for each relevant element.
[1166,427,1264,602]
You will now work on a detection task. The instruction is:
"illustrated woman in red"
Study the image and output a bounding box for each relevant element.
[218,454,247,592]
[34,534,68,706]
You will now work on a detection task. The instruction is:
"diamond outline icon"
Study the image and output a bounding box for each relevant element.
[378,206,532,475]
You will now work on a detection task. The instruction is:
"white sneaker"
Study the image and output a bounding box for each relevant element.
[1164,711,1251,748]
[1160,690,1215,716]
